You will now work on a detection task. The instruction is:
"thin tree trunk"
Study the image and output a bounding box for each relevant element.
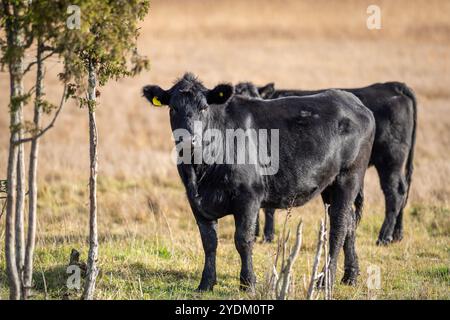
[15,105,26,291]
[23,39,45,299]
[4,9,24,299]
[5,86,21,300]
[83,60,99,300]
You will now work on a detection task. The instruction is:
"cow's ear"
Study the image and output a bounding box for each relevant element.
[207,84,234,105]
[142,85,170,107]
[258,83,275,99]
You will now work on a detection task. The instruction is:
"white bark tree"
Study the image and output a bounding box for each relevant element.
[1,0,70,299]
[83,59,99,299]
[59,0,150,300]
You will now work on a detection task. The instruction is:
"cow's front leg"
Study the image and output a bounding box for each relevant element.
[234,202,259,291]
[196,219,218,291]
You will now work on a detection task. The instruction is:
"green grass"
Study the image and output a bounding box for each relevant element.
[1,177,449,300]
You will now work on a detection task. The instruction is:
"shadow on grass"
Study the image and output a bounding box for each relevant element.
[33,264,72,299]
[0,264,73,299]
[2,256,239,299]
[102,262,238,298]
[110,261,234,280]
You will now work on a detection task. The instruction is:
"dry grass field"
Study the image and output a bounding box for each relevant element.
[0,0,449,299]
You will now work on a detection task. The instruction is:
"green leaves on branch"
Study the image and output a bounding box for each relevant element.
[62,0,150,91]
[9,92,31,113]
[40,100,58,115]
[77,97,98,112]
[0,0,32,68]
[131,48,150,76]
[2,0,150,103]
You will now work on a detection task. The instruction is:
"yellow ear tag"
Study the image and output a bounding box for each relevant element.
[219,92,224,97]
[152,96,162,106]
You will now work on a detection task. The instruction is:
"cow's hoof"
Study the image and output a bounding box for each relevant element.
[376,236,393,246]
[392,230,403,243]
[239,275,256,293]
[341,277,357,286]
[239,283,256,293]
[262,236,274,243]
[196,279,216,292]
[341,270,358,286]
[196,285,214,292]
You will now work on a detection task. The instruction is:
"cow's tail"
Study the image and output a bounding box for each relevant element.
[394,83,417,206]
[354,188,364,226]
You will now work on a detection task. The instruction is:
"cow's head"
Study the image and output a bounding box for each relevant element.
[143,73,233,140]
[235,82,275,99]
[235,82,261,98]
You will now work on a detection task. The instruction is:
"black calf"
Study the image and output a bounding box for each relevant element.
[143,73,375,291]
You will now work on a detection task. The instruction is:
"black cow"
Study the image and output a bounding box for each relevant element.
[143,73,375,291]
[235,81,417,245]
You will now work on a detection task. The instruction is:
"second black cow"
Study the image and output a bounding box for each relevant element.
[236,81,417,245]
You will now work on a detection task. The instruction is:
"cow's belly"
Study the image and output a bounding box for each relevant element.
[262,182,324,209]
[262,163,339,209]
[261,190,319,209]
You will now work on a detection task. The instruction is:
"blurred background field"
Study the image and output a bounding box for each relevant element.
[0,0,449,299]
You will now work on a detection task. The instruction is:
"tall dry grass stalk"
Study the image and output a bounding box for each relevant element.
[261,203,303,300]
[306,218,325,299]
[276,220,303,300]
[307,204,332,300]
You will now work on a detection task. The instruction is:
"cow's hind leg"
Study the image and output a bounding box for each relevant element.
[376,167,407,245]
[323,185,360,286]
[263,208,275,243]
[196,218,218,291]
[341,211,359,285]
[319,174,360,287]
[234,201,260,291]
